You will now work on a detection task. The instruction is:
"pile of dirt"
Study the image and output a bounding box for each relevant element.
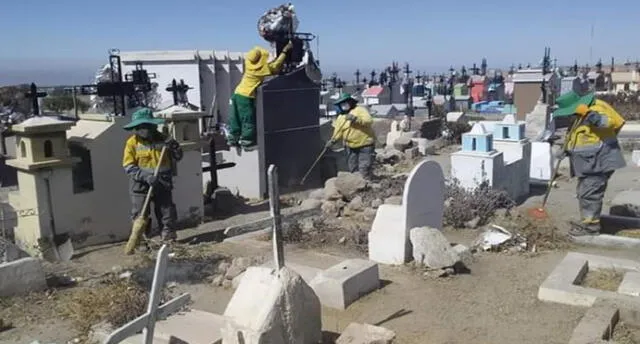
[490,210,573,252]
[581,268,624,291]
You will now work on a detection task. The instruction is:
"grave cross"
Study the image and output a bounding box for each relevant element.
[370,70,377,85]
[103,245,190,344]
[268,165,284,269]
[166,79,192,106]
[25,83,47,116]
[354,69,361,84]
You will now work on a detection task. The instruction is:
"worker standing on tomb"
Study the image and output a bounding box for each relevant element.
[554,91,626,236]
[226,41,293,148]
[326,93,376,178]
[122,108,183,242]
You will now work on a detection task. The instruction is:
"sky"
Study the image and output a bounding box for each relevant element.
[1,0,640,86]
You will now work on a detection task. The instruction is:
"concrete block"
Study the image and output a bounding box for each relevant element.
[309,259,380,310]
[632,150,640,166]
[410,138,428,155]
[538,252,640,308]
[570,233,640,250]
[222,266,322,344]
[0,257,46,297]
[336,323,396,344]
[368,205,407,265]
[568,301,619,344]
[529,141,553,181]
[445,112,466,123]
[618,272,640,297]
[217,148,263,200]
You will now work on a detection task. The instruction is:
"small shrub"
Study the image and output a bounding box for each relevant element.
[444,178,515,228]
[442,122,472,144]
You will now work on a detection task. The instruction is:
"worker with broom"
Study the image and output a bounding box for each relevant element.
[226,41,293,149]
[554,91,626,236]
[122,108,183,244]
[326,93,376,178]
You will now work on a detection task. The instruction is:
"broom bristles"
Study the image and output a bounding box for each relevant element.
[124,217,147,255]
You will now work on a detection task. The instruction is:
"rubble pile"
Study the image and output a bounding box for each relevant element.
[210,256,264,289]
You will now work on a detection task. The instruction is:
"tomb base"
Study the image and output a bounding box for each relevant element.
[368,205,409,265]
[309,259,380,310]
[217,147,264,200]
[530,141,553,181]
[450,150,504,190]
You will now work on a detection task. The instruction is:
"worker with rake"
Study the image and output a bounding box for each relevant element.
[122,108,183,243]
[226,41,293,149]
[326,93,376,178]
[554,91,625,236]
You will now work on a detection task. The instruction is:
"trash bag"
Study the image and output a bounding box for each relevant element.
[257,3,299,42]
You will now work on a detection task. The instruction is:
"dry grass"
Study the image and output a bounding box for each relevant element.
[581,268,624,292]
[57,277,152,335]
[493,210,572,252]
[612,321,640,344]
[617,229,640,239]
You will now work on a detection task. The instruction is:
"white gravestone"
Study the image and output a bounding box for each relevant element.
[368,160,445,265]
[385,121,401,147]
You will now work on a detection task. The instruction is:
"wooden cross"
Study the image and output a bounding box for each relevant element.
[267,165,285,270]
[103,245,190,344]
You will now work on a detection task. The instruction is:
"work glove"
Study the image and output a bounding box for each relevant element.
[164,137,179,150]
[346,114,357,122]
[325,140,335,149]
[283,41,293,53]
[143,174,158,186]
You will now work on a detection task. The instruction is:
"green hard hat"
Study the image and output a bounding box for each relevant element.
[123,108,164,130]
[553,91,595,118]
[334,93,357,105]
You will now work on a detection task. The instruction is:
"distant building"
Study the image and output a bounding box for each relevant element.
[610,71,640,92]
[361,86,390,105]
[512,69,559,120]
[469,75,489,103]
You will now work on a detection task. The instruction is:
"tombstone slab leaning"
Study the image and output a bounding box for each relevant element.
[368,160,445,265]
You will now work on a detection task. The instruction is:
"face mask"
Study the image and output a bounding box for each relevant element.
[338,102,351,113]
[134,125,154,140]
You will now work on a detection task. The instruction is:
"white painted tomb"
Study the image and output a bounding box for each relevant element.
[6,111,205,255]
[368,159,445,265]
[451,116,532,201]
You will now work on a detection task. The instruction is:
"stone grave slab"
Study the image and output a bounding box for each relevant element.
[618,272,640,297]
[609,190,640,218]
[568,299,640,344]
[632,150,640,166]
[368,159,445,265]
[538,252,640,308]
[309,259,380,310]
[0,257,46,297]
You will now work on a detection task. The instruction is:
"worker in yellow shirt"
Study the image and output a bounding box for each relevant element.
[554,91,626,236]
[326,93,376,178]
[122,108,183,243]
[227,41,293,148]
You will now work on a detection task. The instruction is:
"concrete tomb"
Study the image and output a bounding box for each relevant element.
[6,111,205,255]
[309,258,380,310]
[221,266,323,344]
[0,257,46,297]
[529,141,553,182]
[451,117,531,201]
[538,252,640,308]
[632,150,640,167]
[368,159,445,265]
[218,67,322,199]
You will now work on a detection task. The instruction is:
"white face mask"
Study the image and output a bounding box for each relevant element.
[340,103,351,112]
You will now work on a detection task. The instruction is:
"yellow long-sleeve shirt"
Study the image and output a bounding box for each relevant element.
[331,106,376,149]
[234,52,288,98]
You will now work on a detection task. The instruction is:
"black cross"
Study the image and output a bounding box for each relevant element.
[166,79,193,106]
[370,70,377,84]
[354,69,361,84]
[25,83,47,116]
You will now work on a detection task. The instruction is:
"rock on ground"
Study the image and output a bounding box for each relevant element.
[334,172,368,200]
[376,149,403,165]
[393,136,412,151]
[222,266,322,344]
[384,196,402,205]
[336,322,396,344]
[323,178,342,200]
[300,199,322,210]
[409,227,460,269]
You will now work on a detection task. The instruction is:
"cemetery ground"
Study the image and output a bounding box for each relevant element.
[1,150,640,344]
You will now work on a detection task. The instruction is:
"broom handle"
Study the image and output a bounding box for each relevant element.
[139,146,168,219]
[540,117,583,208]
[300,118,349,185]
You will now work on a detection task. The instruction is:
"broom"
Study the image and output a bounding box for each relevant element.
[526,116,583,220]
[124,146,168,255]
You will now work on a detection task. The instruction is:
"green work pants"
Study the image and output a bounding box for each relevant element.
[228,93,256,142]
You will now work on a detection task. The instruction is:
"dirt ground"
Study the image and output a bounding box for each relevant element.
[1,151,640,344]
